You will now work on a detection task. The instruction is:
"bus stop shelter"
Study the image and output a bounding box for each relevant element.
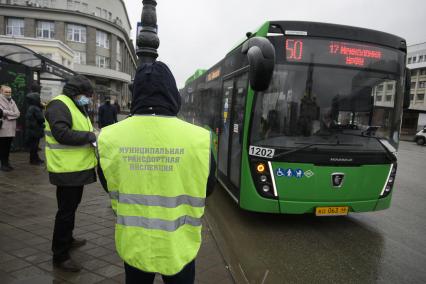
[0,43,76,150]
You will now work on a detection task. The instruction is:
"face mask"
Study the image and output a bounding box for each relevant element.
[75,95,91,106]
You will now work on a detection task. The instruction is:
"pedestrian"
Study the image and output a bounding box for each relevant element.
[113,99,121,114]
[98,96,117,128]
[44,75,97,272]
[97,61,216,284]
[0,85,20,172]
[25,83,45,165]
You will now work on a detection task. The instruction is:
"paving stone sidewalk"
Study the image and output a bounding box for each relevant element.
[0,152,233,284]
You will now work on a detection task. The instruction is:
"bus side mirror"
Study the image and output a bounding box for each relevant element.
[241,37,275,92]
[403,68,411,109]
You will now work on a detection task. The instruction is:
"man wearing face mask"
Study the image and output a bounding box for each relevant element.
[44,75,97,272]
[0,85,20,172]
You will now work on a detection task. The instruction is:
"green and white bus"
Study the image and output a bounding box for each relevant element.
[180,21,410,215]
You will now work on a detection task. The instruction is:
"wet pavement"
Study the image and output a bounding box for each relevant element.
[205,141,426,283]
[0,151,233,284]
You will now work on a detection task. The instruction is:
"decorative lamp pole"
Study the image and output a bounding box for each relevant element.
[137,0,159,65]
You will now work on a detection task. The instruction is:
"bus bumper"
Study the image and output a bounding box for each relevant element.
[278,194,393,214]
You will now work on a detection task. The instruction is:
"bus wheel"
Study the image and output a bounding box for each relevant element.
[416,137,425,145]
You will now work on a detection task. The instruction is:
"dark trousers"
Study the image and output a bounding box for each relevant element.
[28,138,41,162]
[0,137,13,165]
[124,260,195,284]
[52,186,84,262]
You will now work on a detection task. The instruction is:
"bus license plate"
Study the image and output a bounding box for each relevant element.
[315,206,349,216]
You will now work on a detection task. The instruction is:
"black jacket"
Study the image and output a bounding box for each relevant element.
[25,92,45,141]
[45,96,97,187]
[98,102,117,128]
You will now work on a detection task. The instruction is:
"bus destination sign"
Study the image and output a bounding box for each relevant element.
[285,38,400,71]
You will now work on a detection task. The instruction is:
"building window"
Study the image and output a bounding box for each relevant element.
[417,93,424,102]
[73,51,86,64]
[36,21,55,39]
[67,24,86,43]
[6,18,24,37]
[412,56,417,63]
[419,81,426,89]
[96,30,110,49]
[411,82,416,89]
[385,95,393,102]
[420,55,424,62]
[96,55,110,68]
[376,95,382,102]
[408,57,412,64]
[386,83,394,91]
[376,84,384,92]
[411,70,417,77]
[420,69,426,76]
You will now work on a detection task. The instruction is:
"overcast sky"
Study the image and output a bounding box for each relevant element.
[124,0,426,88]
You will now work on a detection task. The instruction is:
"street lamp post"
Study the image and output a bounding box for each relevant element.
[136,0,159,65]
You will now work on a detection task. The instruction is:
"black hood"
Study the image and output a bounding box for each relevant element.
[131,61,181,116]
[26,92,41,106]
[63,75,94,98]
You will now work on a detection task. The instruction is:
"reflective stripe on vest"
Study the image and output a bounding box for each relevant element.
[98,116,210,275]
[109,191,205,208]
[117,215,202,232]
[45,95,97,173]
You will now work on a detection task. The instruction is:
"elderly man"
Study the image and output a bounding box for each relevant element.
[0,85,20,171]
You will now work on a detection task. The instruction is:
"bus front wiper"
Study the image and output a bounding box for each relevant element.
[274,142,361,159]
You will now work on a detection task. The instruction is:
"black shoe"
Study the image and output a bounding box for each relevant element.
[53,258,82,272]
[0,165,13,172]
[70,238,87,249]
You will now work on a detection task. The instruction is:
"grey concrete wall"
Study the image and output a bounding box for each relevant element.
[86,26,96,66]
[55,21,65,42]
[0,16,4,35]
[24,18,35,37]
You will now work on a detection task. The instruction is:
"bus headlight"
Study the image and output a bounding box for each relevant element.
[380,163,397,198]
[250,159,277,199]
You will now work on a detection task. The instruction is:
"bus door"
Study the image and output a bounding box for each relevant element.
[228,73,248,189]
[218,73,248,198]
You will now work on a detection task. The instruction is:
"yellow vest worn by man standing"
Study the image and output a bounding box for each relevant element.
[97,62,215,283]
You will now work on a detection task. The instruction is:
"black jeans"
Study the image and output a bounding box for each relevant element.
[124,260,195,284]
[52,186,84,262]
[27,137,41,162]
[0,137,13,166]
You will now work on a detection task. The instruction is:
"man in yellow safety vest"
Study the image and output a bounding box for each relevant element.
[45,75,97,272]
[97,61,216,283]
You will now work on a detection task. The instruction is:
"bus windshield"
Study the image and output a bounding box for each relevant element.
[250,64,403,153]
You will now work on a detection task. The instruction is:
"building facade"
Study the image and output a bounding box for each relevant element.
[403,42,426,135]
[0,0,137,112]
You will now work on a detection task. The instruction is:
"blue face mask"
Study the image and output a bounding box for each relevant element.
[75,95,91,106]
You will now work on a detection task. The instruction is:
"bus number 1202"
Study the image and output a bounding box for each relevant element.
[286,39,304,61]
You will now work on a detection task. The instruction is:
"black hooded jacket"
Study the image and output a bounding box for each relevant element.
[25,92,45,140]
[98,62,216,196]
[45,75,97,186]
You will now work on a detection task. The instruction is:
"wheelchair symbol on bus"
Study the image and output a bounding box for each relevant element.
[276,168,305,178]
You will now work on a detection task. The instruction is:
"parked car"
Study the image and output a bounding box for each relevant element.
[414,126,426,145]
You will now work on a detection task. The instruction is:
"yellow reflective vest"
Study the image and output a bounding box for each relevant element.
[98,116,210,275]
[45,94,97,173]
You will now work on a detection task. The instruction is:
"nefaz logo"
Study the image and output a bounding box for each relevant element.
[331,173,345,188]
[330,157,353,162]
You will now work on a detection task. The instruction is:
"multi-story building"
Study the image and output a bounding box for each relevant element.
[0,0,137,112]
[402,42,426,135]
